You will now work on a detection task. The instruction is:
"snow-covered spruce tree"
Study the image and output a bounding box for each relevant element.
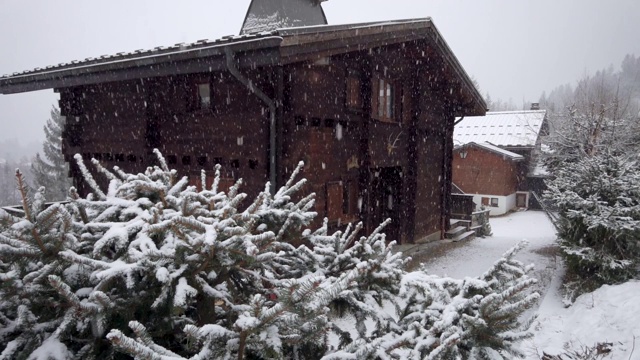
[60,152,333,359]
[11,149,402,359]
[31,106,72,201]
[99,153,407,359]
[545,153,640,298]
[0,170,82,359]
[325,241,539,360]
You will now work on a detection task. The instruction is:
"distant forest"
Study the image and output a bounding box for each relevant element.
[484,53,640,115]
[539,53,640,117]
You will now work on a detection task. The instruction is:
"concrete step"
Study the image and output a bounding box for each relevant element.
[470,225,483,236]
[452,230,476,243]
[445,226,467,239]
[450,218,471,228]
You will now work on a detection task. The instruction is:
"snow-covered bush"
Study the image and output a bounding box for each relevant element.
[545,153,640,298]
[326,242,539,360]
[0,151,538,359]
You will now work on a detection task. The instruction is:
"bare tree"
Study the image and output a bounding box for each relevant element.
[544,69,640,169]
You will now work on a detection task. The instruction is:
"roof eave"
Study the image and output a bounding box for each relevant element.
[0,37,283,94]
[460,142,524,161]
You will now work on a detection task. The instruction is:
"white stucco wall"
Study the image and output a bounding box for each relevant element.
[471,193,518,216]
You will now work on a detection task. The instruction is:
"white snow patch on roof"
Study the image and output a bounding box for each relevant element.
[454,110,547,148]
[462,142,524,160]
[244,12,293,34]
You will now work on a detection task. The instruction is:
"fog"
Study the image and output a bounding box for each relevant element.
[1,0,639,147]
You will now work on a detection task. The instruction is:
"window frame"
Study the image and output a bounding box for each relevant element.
[371,75,398,122]
[187,76,214,112]
[345,70,363,110]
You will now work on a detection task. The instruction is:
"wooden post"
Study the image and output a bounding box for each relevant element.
[359,54,373,232]
[405,68,420,244]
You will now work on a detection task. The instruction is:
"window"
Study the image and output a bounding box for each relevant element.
[372,76,396,122]
[491,198,499,207]
[186,78,213,112]
[346,72,362,109]
[197,83,211,109]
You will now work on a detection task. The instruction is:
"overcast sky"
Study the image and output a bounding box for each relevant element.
[1,0,639,146]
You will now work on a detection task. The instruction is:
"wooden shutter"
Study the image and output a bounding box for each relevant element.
[343,181,358,215]
[371,76,380,120]
[327,182,343,221]
[346,76,362,109]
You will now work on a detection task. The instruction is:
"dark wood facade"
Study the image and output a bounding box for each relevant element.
[1,20,486,244]
[452,146,525,197]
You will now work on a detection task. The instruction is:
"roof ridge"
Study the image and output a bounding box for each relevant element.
[486,109,547,115]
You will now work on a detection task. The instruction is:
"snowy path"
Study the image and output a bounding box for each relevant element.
[411,211,640,359]
[410,211,564,358]
[418,211,558,281]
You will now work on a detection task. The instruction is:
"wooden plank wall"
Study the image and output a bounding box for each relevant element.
[59,40,460,244]
[452,147,520,196]
[61,71,272,199]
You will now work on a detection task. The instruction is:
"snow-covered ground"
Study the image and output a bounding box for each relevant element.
[527,275,640,359]
[421,211,558,281]
[416,210,640,359]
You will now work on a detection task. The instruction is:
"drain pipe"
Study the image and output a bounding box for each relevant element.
[225,47,277,194]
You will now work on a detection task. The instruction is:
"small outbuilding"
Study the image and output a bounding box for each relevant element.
[453,108,549,214]
[452,142,525,216]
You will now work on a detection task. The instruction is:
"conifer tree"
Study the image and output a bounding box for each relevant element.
[31,107,72,201]
[545,153,640,299]
[326,242,538,360]
[0,171,81,359]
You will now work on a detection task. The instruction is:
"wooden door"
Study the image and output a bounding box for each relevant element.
[370,167,402,242]
[516,193,527,208]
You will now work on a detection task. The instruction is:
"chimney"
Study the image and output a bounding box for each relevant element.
[530,103,540,110]
[240,0,329,35]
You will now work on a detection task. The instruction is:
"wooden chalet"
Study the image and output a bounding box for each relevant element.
[0,1,485,244]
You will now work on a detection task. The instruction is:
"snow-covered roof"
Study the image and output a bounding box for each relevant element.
[241,0,328,35]
[454,110,547,148]
[456,142,524,161]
